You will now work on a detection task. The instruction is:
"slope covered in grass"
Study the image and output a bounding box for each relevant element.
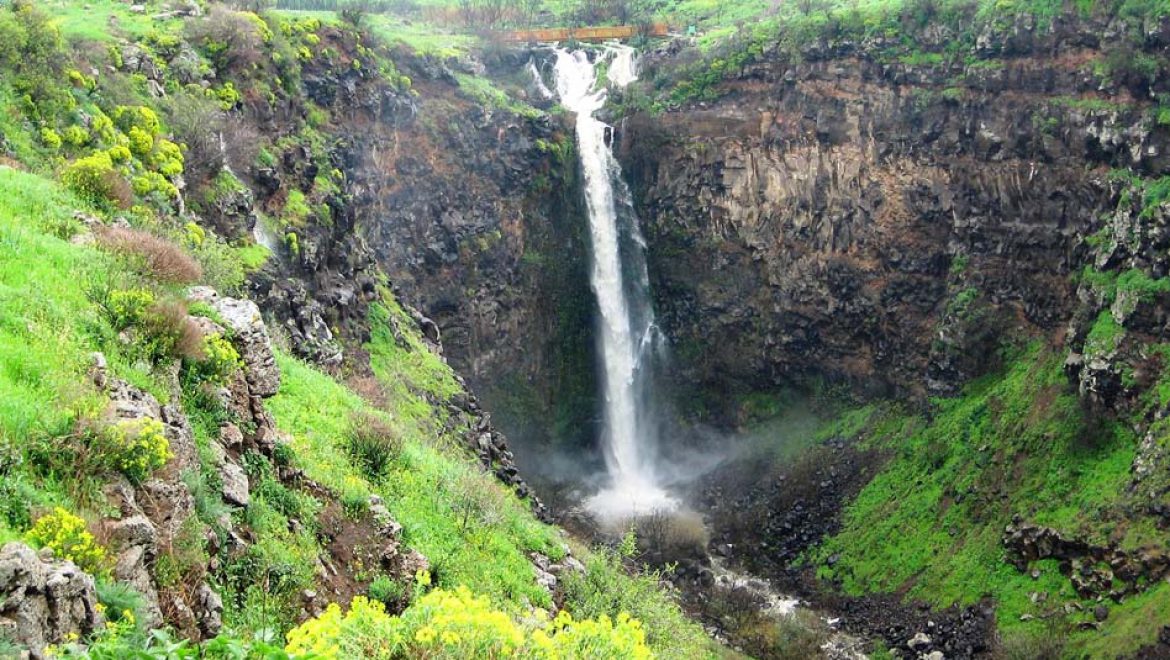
[809,344,1170,656]
[0,163,715,658]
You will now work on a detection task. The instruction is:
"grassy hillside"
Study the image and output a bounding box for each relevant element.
[803,344,1170,657]
[0,0,720,653]
[0,160,716,656]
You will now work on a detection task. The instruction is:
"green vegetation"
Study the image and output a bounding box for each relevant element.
[0,153,713,657]
[809,344,1168,656]
[284,588,654,658]
[642,0,1170,108]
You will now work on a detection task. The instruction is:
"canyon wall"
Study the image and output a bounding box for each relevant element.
[618,16,1170,422]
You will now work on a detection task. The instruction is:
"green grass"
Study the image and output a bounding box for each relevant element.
[454,73,543,119]
[268,334,565,611]
[809,344,1164,655]
[0,165,189,539]
[47,0,182,42]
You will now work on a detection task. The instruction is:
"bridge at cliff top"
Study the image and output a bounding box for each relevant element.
[502,24,671,43]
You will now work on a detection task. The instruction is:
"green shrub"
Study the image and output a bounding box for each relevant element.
[367,575,407,609]
[212,82,241,111]
[95,579,148,632]
[62,125,89,148]
[39,126,62,149]
[113,105,161,137]
[61,151,119,205]
[560,545,710,658]
[344,411,401,480]
[107,145,131,163]
[128,126,154,157]
[25,507,106,574]
[152,139,184,178]
[131,171,179,201]
[93,418,172,483]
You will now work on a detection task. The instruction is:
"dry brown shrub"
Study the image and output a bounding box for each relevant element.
[96,226,203,284]
[630,508,709,564]
[144,300,206,361]
[346,374,388,408]
[103,170,134,209]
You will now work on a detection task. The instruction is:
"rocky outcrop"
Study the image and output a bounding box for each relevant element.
[0,542,103,659]
[189,287,280,396]
[1003,520,1170,602]
[619,20,1170,420]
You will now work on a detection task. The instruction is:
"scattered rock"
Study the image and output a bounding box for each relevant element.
[908,631,933,651]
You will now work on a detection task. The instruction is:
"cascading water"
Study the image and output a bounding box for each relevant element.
[552,46,677,520]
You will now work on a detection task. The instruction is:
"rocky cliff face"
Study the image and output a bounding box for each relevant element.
[211,35,598,450]
[346,54,599,449]
[619,16,1170,421]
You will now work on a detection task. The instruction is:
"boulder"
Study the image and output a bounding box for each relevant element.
[0,543,103,658]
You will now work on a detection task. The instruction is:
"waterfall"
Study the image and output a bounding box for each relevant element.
[553,46,677,520]
[526,58,554,100]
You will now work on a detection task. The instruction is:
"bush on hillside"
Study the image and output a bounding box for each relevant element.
[62,152,129,207]
[186,6,268,75]
[25,507,107,575]
[344,411,401,479]
[92,418,172,484]
[96,227,204,284]
[284,588,653,659]
[141,299,207,362]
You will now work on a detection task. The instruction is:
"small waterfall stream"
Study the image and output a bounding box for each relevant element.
[552,46,676,520]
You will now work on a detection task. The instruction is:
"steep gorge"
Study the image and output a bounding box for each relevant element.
[618,16,1170,419]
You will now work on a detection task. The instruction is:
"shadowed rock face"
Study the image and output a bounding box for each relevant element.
[618,20,1170,418]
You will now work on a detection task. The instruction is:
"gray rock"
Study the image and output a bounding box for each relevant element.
[219,460,250,507]
[218,423,244,449]
[0,542,103,658]
[908,632,932,651]
[188,288,280,397]
[195,584,223,637]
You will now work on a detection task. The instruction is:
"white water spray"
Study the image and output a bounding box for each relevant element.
[526,58,554,100]
[553,46,676,520]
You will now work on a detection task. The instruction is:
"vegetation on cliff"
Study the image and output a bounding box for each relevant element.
[0,1,715,657]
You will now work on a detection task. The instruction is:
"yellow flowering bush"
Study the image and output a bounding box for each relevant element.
[530,611,652,660]
[127,126,154,157]
[106,287,155,330]
[113,105,161,137]
[25,508,106,574]
[61,151,118,204]
[188,333,242,385]
[284,587,654,659]
[62,125,89,148]
[151,138,184,178]
[131,172,179,200]
[402,586,526,657]
[107,145,131,164]
[91,113,117,144]
[40,127,62,150]
[95,418,172,483]
[286,596,404,659]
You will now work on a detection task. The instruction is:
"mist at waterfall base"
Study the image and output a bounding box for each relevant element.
[550,46,683,523]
